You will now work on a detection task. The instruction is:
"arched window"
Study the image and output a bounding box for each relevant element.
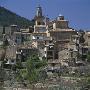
[38,22,41,25]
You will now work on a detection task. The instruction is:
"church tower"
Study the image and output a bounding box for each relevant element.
[36,6,42,17]
[32,6,49,48]
[34,5,45,26]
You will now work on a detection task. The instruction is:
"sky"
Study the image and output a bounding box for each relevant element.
[0,0,90,30]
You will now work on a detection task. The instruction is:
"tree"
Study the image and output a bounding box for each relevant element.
[79,30,85,44]
[86,52,90,62]
[26,55,47,84]
[16,54,47,89]
[79,31,85,61]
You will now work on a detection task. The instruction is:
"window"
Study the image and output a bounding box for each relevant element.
[49,41,52,43]
[45,51,46,53]
[16,36,20,39]
[37,37,39,39]
[11,60,14,63]
[38,22,41,25]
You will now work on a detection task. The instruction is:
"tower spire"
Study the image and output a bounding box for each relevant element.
[34,5,45,25]
[36,5,42,17]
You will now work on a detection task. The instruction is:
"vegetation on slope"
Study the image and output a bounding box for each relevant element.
[16,54,47,86]
[0,6,34,28]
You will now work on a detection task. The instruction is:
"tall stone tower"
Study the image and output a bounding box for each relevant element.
[36,5,42,17]
[32,6,49,49]
[34,5,45,26]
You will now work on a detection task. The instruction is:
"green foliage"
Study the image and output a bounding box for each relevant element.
[79,30,85,44]
[0,6,34,28]
[15,61,23,69]
[86,52,90,62]
[38,69,47,82]
[26,55,47,83]
[26,55,47,70]
[87,77,90,84]
[16,69,27,81]
[16,55,47,84]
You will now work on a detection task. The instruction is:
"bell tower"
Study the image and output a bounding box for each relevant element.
[34,5,45,26]
[36,6,42,17]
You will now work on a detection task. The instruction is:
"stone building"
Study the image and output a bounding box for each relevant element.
[84,31,90,46]
[32,6,52,58]
[47,15,77,65]
[49,15,77,50]
[32,6,50,47]
[1,6,87,68]
[31,6,78,65]
[16,45,38,62]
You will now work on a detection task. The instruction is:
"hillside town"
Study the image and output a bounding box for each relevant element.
[0,6,90,90]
